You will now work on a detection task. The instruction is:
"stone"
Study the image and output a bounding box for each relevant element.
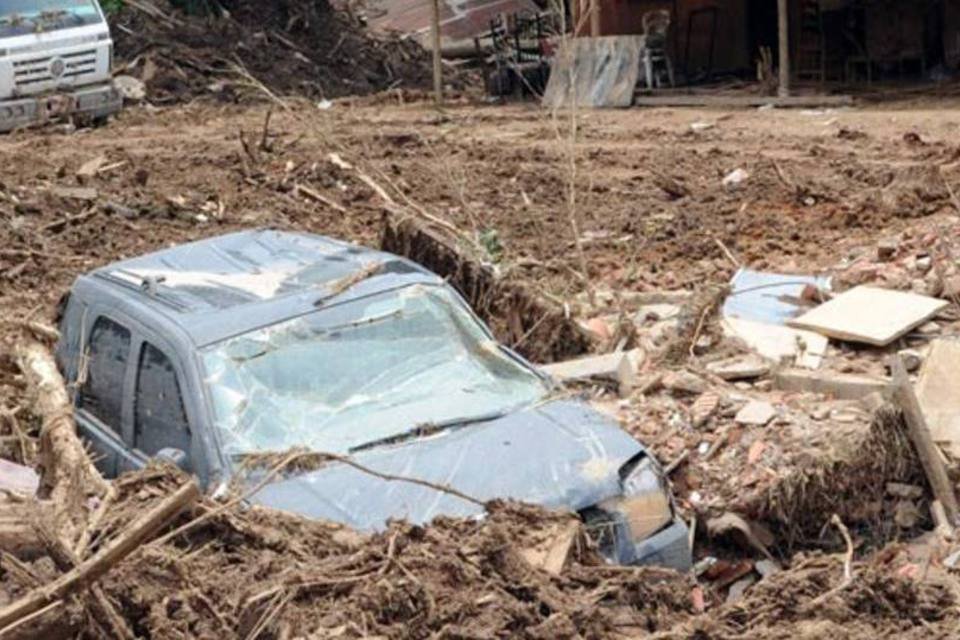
[897,349,924,373]
[755,559,782,579]
[886,482,924,500]
[663,370,708,395]
[114,74,147,102]
[876,238,899,262]
[726,576,756,604]
[915,255,933,274]
[894,500,921,529]
[735,401,776,426]
[706,354,771,381]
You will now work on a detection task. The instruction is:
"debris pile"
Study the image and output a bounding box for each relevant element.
[110,0,436,103]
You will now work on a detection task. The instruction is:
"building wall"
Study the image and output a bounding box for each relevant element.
[574,0,751,74]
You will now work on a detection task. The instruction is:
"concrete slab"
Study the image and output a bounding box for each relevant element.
[722,317,828,369]
[706,354,771,381]
[788,286,948,347]
[773,368,889,401]
[916,339,960,458]
[735,400,777,426]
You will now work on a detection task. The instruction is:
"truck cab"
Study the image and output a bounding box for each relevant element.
[0,0,121,132]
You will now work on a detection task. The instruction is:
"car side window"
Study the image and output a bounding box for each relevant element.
[78,317,131,431]
[134,342,191,463]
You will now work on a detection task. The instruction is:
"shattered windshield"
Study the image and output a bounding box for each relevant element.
[0,0,102,37]
[201,284,549,458]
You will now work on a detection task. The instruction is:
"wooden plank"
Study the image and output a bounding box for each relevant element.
[890,356,959,525]
[788,286,948,347]
[632,94,854,108]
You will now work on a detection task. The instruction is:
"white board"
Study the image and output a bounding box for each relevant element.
[787,286,948,347]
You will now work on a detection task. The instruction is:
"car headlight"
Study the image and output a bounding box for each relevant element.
[608,456,674,540]
[581,455,675,564]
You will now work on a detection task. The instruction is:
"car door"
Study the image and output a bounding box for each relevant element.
[116,337,194,474]
[74,314,134,477]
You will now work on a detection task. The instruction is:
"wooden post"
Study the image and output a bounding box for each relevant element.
[430,0,443,106]
[590,0,600,37]
[777,0,790,97]
[891,356,960,525]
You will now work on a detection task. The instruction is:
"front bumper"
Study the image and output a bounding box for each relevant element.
[0,82,122,132]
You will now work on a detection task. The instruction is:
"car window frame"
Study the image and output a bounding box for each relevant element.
[131,337,193,463]
[76,310,135,438]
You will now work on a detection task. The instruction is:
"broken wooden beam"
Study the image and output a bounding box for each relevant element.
[15,341,109,543]
[0,479,200,633]
[890,356,960,525]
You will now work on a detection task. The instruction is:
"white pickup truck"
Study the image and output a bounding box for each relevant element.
[0,0,121,132]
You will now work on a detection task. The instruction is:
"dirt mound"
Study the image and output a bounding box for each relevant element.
[111,0,436,103]
[0,466,695,639]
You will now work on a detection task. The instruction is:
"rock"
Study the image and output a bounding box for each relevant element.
[114,75,147,102]
[915,255,933,274]
[942,275,960,299]
[877,238,899,262]
[691,391,721,428]
[755,559,781,579]
[726,576,756,604]
[735,400,776,426]
[722,168,749,189]
[76,155,108,180]
[898,349,924,373]
[706,355,771,381]
[886,482,924,499]
[663,371,708,395]
[894,500,921,529]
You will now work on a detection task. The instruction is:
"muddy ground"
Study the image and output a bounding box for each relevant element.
[4,94,960,637]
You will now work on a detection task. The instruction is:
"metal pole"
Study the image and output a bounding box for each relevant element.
[777,0,790,97]
[431,0,443,105]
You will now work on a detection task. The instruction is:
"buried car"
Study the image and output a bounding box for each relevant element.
[55,230,691,570]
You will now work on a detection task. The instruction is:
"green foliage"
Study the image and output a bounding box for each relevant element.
[100,0,125,15]
[478,228,504,264]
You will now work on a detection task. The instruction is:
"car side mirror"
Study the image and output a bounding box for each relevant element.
[154,447,188,470]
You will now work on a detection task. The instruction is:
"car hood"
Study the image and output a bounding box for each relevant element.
[246,399,645,531]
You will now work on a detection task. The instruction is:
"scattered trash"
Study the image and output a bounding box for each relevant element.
[317,99,334,110]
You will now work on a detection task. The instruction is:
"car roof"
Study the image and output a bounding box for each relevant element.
[85,229,440,347]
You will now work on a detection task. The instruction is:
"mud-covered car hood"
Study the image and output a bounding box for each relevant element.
[246,399,645,531]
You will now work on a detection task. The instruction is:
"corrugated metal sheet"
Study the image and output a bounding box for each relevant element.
[368,0,539,42]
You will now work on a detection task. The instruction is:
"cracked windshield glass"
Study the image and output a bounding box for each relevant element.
[0,0,102,37]
[202,284,549,458]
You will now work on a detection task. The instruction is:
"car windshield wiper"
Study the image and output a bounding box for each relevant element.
[348,409,511,454]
